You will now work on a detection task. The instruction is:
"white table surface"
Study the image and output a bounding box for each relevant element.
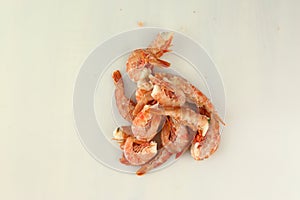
[1,0,299,199]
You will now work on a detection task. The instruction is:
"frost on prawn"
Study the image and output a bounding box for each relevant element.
[110,32,225,175]
[149,74,186,107]
[190,113,221,160]
[149,106,209,135]
[113,127,158,166]
[136,117,195,176]
[131,104,163,142]
[112,70,136,122]
[132,89,153,116]
[161,117,193,154]
[154,73,225,125]
[136,147,172,176]
[124,136,157,166]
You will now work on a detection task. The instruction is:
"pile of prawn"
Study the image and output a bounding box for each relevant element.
[111,32,225,175]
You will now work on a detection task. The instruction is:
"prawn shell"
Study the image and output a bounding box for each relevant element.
[190,114,220,160]
[123,137,158,166]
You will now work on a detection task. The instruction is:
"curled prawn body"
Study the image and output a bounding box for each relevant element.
[191,113,220,160]
[126,32,174,90]
[112,70,136,122]
[124,136,157,166]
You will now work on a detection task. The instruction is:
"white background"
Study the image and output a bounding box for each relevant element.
[1,0,299,199]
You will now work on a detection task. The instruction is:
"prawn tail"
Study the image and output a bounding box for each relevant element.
[112,70,123,85]
[148,32,174,52]
[119,154,131,165]
[214,113,226,126]
[136,167,147,176]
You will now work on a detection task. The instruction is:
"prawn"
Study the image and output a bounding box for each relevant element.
[126,32,173,90]
[123,136,157,166]
[119,153,131,165]
[131,104,163,141]
[154,73,225,125]
[112,70,136,122]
